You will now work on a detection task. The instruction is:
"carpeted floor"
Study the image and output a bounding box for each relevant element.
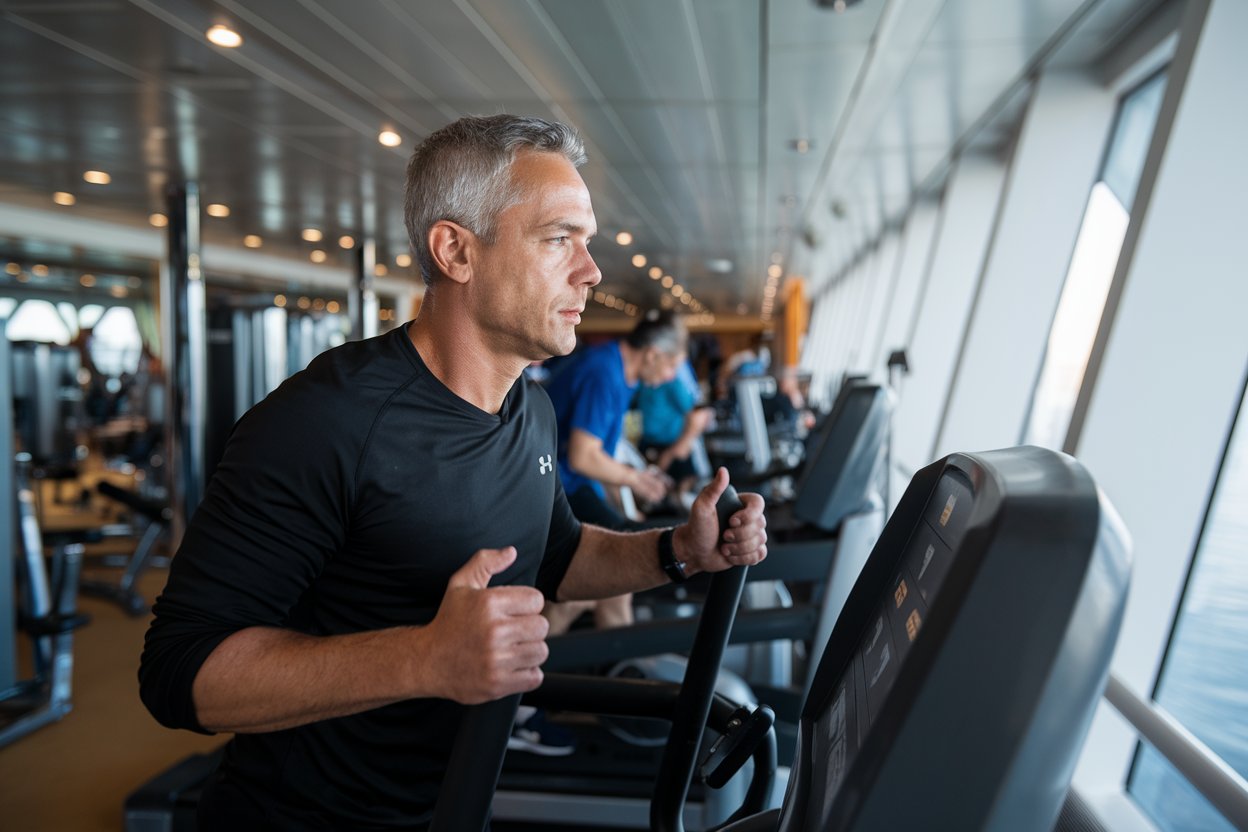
[0,566,222,831]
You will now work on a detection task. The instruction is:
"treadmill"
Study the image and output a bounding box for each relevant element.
[436,446,1131,831]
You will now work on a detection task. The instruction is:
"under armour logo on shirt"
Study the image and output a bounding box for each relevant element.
[538,454,553,475]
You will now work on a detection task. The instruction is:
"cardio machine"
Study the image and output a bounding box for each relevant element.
[434,445,1131,831]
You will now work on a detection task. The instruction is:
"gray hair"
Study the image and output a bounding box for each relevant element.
[626,309,688,356]
[404,115,587,285]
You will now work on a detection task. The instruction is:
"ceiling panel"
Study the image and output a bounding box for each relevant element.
[0,0,1163,318]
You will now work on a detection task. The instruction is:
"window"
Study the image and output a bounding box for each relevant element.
[89,306,143,376]
[6,299,73,345]
[1022,70,1168,449]
[1129,376,1248,831]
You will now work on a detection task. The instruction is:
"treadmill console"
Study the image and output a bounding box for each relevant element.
[773,446,1130,832]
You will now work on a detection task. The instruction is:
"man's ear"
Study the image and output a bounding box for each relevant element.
[427,220,475,285]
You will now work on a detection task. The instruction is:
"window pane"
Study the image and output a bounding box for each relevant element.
[1129,382,1248,830]
[89,306,143,376]
[1102,71,1168,212]
[1023,183,1129,448]
[6,299,72,344]
[1022,70,1168,449]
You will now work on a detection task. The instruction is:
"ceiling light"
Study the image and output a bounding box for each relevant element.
[374,264,388,277]
[764,286,777,297]
[206,203,230,217]
[5,263,19,275]
[326,300,340,314]
[83,170,111,185]
[110,285,128,298]
[768,264,783,279]
[206,24,243,48]
[378,129,402,147]
[79,274,96,287]
[297,296,311,310]
[593,291,605,303]
[615,231,633,246]
[648,266,662,280]
[31,264,49,277]
[312,298,326,311]
[671,284,683,295]
[631,254,647,268]
[243,234,262,248]
[302,228,323,242]
[789,139,811,154]
[309,250,327,263]
[274,294,287,308]
[395,253,412,268]
[680,295,691,305]
[149,213,168,227]
[661,276,674,289]
[53,191,76,206]
[332,235,352,250]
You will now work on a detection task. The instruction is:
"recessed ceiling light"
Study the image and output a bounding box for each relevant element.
[671,284,683,295]
[648,266,662,280]
[297,296,311,309]
[149,213,168,228]
[79,274,96,287]
[274,294,287,308]
[615,231,633,246]
[53,192,76,206]
[5,263,20,275]
[326,300,340,314]
[110,285,128,298]
[243,235,262,248]
[395,253,412,268]
[374,264,388,277]
[302,228,323,242]
[312,298,326,311]
[206,24,243,48]
[631,254,647,268]
[309,250,327,263]
[31,264,49,277]
[767,264,783,279]
[378,129,402,147]
[206,203,230,217]
[338,235,355,249]
[661,276,674,289]
[83,170,111,185]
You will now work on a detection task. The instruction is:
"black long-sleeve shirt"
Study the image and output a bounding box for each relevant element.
[140,324,581,829]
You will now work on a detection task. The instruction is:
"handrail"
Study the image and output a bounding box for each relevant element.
[1104,673,1248,830]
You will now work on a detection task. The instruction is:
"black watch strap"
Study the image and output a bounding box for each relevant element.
[658,527,688,583]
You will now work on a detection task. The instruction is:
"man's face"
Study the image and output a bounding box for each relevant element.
[469,151,601,361]
[639,348,685,387]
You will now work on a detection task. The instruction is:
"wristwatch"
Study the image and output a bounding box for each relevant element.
[657,527,688,583]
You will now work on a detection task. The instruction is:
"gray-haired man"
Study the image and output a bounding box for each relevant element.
[140,114,767,829]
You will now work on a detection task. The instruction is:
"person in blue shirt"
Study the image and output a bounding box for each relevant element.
[636,359,713,494]
[544,311,688,630]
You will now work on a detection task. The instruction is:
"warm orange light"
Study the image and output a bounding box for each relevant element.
[206,24,243,48]
[53,192,76,206]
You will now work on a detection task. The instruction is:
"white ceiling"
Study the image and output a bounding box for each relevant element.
[0,0,1163,317]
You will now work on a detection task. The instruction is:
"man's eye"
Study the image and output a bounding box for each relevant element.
[551,236,569,245]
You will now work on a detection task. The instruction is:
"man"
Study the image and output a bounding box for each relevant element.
[139,115,767,830]
[546,311,686,531]
[542,311,688,632]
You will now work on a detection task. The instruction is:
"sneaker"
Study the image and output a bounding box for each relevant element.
[507,707,576,756]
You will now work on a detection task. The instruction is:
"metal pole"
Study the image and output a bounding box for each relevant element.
[351,239,379,340]
[162,184,208,542]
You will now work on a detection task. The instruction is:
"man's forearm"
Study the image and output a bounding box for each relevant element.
[556,524,673,602]
[192,625,432,733]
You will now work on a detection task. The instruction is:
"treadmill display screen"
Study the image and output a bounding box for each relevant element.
[814,470,973,801]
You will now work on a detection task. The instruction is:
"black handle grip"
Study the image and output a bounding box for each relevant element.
[715,484,744,542]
